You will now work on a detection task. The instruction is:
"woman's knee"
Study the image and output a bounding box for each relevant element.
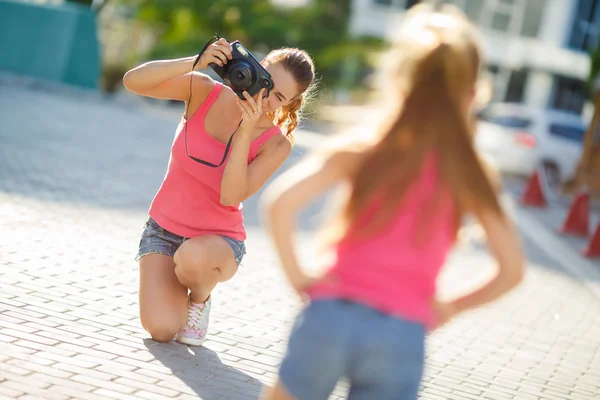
[140,312,182,343]
[174,236,239,289]
[174,238,220,286]
[174,239,208,272]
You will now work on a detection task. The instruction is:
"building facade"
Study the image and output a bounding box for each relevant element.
[349,0,600,116]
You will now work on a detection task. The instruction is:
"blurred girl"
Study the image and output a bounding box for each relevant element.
[261,3,524,399]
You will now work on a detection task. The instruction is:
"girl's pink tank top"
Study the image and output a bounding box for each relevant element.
[149,82,282,240]
[308,154,457,328]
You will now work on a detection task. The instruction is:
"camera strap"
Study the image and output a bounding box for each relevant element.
[184,34,243,168]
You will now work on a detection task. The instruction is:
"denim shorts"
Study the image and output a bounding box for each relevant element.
[278,299,426,400]
[135,217,246,266]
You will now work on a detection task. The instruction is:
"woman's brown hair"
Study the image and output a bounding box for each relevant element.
[263,48,316,144]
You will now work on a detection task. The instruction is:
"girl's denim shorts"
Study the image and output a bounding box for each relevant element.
[278,299,426,400]
[135,217,246,266]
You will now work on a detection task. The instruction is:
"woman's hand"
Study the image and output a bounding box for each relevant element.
[237,89,266,135]
[197,38,233,70]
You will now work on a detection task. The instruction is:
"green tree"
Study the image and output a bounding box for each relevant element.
[131,1,287,56]
[118,0,383,91]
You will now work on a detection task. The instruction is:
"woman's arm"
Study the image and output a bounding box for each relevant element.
[220,134,292,206]
[122,38,233,101]
[220,89,292,206]
[261,151,355,293]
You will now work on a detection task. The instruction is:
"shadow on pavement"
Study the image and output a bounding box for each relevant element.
[144,339,264,400]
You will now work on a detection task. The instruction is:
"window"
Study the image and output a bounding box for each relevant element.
[481,0,521,34]
[463,0,484,22]
[548,123,587,142]
[492,12,512,31]
[487,65,500,75]
[552,76,588,114]
[449,0,484,23]
[477,107,533,128]
[453,0,544,37]
[569,0,600,51]
[521,0,546,38]
[505,69,529,103]
[488,115,532,128]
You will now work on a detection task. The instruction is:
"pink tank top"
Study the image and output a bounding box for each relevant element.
[149,82,282,240]
[308,154,456,328]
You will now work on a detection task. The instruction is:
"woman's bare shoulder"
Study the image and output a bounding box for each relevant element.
[263,128,292,154]
[191,73,217,96]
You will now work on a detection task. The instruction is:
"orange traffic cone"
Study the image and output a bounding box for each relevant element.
[582,221,600,258]
[520,171,546,207]
[560,191,590,237]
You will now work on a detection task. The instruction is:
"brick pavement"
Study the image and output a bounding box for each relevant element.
[1,79,599,400]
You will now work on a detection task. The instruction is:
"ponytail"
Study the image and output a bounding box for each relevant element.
[330,31,504,244]
[268,96,304,145]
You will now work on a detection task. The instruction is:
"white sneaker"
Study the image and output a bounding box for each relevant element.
[175,296,212,346]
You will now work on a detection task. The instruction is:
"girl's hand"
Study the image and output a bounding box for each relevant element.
[290,273,316,303]
[237,89,266,135]
[430,299,458,332]
[197,38,233,70]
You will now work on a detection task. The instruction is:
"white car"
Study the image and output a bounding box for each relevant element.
[474,103,588,186]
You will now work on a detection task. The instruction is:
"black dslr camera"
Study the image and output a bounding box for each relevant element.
[209,40,274,100]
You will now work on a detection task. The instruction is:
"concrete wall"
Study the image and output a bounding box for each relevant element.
[0,0,101,89]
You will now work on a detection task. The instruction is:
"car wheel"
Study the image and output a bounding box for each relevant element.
[541,161,562,199]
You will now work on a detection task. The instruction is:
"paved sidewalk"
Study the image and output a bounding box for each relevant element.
[1,80,599,400]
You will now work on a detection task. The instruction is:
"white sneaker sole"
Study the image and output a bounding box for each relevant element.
[175,334,206,347]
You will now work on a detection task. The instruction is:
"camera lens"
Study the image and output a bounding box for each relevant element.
[227,61,254,89]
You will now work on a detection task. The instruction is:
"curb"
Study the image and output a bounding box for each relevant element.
[505,195,600,301]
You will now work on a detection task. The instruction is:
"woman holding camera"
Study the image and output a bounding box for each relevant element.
[123,38,316,346]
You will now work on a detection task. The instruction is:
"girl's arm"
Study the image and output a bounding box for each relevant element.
[261,150,356,293]
[436,206,525,327]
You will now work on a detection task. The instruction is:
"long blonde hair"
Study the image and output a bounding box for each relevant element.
[328,3,503,243]
[263,48,316,144]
